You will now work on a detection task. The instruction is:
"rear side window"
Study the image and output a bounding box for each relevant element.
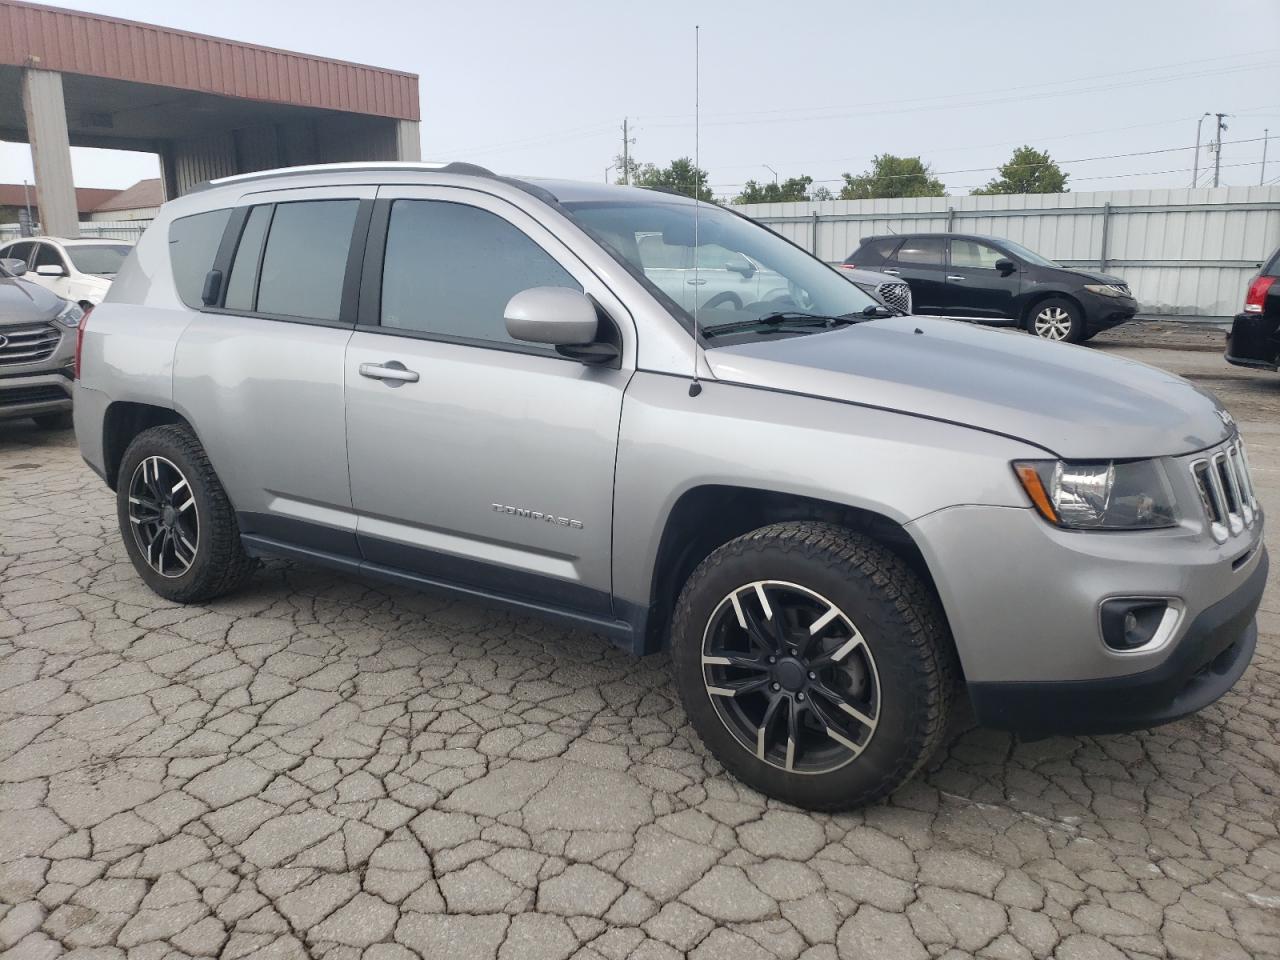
[2,241,35,264]
[169,208,232,308]
[224,205,273,311]
[1265,248,1280,278]
[895,237,946,266]
[379,199,579,350]
[850,237,900,265]
[255,200,359,321]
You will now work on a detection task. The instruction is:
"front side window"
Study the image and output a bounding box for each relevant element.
[255,200,359,321]
[33,243,67,271]
[379,200,579,349]
[65,244,132,276]
[950,239,1005,270]
[563,197,879,333]
[169,208,232,308]
[895,237,946,266]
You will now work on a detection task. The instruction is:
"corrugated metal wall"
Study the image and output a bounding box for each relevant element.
[735,186,1280,317]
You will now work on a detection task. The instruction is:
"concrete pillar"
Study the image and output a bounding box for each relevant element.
[395,120,421,161]
[21,68,79,239]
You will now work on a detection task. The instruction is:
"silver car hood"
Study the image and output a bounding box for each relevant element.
[707,316,1231,459]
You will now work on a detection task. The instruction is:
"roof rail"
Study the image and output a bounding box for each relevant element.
[192,161,497,193]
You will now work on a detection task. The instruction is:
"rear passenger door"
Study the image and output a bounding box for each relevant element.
[344,185,634,618]
[886,237,947,314]
[171,186,374,557]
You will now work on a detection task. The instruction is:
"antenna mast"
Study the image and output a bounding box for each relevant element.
[689,25,703,398]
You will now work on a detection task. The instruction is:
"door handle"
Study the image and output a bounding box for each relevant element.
[687,278,707,285]
[947,275,966,281]
[359,362,419,384]
[882,269,900,276]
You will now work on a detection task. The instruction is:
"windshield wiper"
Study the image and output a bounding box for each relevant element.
[702,311,858,338]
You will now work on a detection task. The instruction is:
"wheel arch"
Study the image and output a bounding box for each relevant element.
[101,401,194,490]
[639,484,952,658]
[1020,289,1083,330]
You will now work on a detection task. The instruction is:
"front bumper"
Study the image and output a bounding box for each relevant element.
[1081,292,1138,334]
[1225,311,1280,371]
[967,548,1265,738]
[0,369,73,421]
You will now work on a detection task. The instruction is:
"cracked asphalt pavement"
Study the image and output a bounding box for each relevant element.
[1,324,1278,960]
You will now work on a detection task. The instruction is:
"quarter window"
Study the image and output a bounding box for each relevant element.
[379,200,580,349]
[255,200,359,321]
[895,237,946,266]
[169,208,231,309]
[950,239,1006,270]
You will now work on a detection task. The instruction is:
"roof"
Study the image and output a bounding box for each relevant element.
[0,183,119,212]
[91,178,163,213]
[0,0,419,121]
[25,236,133,245]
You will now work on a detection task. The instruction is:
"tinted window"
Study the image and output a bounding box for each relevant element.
[380,200,579,349]
[852,237,900,265]
[895,237,946,266]
[224,205,273,311]
[169,208,232,308]
[256,200,358,321]
[1264,248,1280,278]
[2,241,34,264]
[33,243,66,270]
[65,244,131,276]
[950,239,1005,270]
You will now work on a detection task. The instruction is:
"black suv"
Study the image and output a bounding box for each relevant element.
[845,233,1138,343]
[1225,246,1280,371]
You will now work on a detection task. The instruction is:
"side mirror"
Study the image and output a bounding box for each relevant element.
[505,287,599,346]
[994,258,1016,276]
[725,258,755,278]
[0,257,26,277]
[35,263,66,277]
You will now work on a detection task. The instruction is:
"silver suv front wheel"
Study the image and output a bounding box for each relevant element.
[671,521,957,810]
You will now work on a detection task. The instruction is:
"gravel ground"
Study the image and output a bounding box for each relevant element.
[0,321,1277,960]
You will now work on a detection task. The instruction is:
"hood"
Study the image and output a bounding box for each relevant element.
[1053,266,1127,287]
[838,266,902,286]
[708,317,1230,459]
[0,276,65,325]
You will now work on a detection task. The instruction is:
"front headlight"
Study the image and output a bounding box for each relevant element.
[1084,283,1127,298]
[1013,459,1177,530]
[53,301,84,328]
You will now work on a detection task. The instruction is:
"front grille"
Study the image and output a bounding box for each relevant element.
[1192,438,1258,542]
[0,384,67,407]
[0,323,61,366]
[876,281,913,313]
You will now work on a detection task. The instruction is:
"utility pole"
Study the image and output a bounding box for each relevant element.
[764,164,778,186]
[1213,112,1228,187]
[621,117,635,186]
[1262,129,1270,186]
[1192,112,1211,187]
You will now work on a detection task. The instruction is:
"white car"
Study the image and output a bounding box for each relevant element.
[0,236,134,307]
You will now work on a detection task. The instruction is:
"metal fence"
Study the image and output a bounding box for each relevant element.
[733,186,1280,319]
[0,220,150,243]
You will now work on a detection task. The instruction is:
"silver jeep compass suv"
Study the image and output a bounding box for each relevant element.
[75,162,1266,810]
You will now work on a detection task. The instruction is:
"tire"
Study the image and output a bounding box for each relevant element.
[1027,297,1084,343]
[671,521,957,810]
[32,411,73,430]
[116,424,255,603]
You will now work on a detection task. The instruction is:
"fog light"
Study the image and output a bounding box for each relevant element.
[1100,599,1169,651]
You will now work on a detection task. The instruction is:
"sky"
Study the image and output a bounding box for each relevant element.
[2,0,1279,200]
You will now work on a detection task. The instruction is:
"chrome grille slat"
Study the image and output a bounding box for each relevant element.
[1192,438,1259,542]
[0,323,61,366]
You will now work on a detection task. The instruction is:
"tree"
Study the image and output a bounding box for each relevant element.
[611,153,644,186]
[839,154,946,199]
[972,146,1069,195]
[631,157,713,201]
[810,185,834,202]
[734,175,814,204]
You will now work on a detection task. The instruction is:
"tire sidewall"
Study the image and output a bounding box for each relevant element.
[116,428,219,600]
[1027,296,1084,343]
[672,535,938,808]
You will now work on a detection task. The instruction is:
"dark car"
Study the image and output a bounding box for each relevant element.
[0,256,83,429]
[844,233,1138,343]
[1225,247,1280,371]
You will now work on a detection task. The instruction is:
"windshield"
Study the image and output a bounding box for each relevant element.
[65,244,132,276]
[996,238,1059,269]
[561,197,878,332]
